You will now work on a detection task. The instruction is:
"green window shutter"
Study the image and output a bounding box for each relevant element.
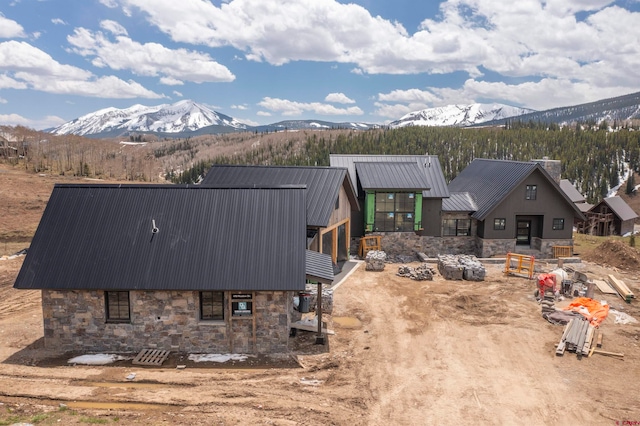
[414,193,423,231]
[365,191,375,232]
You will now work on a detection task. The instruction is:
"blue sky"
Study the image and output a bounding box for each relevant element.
[1,0,640,130]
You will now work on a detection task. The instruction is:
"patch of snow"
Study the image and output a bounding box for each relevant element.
[188,353,249,363]
[67,354,129,365]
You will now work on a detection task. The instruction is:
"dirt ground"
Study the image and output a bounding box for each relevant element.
[1,165,640,425]
[0,257,639,425]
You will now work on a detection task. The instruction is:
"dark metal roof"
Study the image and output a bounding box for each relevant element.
[329,154,450,198]
[14,184,308,292]
[354,162,431,191]
[442,192,478,212]
[201,165,358,227]
[560,179,586,203]
[448,158,585,221]
[305,250,334,284]
[599,196,639,221]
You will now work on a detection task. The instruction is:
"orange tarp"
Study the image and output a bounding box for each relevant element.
[563,297,610,326]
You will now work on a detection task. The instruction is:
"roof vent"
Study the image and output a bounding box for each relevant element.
[152,219,159,234]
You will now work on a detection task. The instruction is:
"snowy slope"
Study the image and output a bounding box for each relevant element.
[52,100,247,136]
[389,103,534,128]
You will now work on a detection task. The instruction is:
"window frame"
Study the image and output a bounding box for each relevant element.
[200,291,225,321]
[552,218,565,230]
[525,184,537,200]
[443,219,472,236]
[373,192,415,232]
[494,218,506,230]
[105,291,130,323]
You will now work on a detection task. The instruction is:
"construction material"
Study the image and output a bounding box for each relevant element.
[593,279,617,295]
[504,253,535,279]
[556,317,596,358]
[596,332,603,348]
[437,255,486,281]
[290,322,335,335]
[397,264,435,281]
[358,235,381,258]
[592,349,624,359]
[132,349,170,366]
[552,245,572,258]
[605,274,635,303]
[365,250,386,271]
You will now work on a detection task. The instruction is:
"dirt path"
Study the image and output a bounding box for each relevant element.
[0,258,639,425]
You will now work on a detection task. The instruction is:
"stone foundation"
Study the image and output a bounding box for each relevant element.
[42,290,293,354]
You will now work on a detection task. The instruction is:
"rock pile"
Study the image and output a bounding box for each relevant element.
[397,264,436,281]
[302,285,334,315]
[541,290,556,317]
[365,250,387,271]
[437,255,486,281]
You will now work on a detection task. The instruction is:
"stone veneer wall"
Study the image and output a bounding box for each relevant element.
[476,238,516,258]
[42,290,292,354]
[537,238,574,258]
[351,232,477,258]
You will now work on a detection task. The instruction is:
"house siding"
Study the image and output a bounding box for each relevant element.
[42,289,292,354]
[481,169,575,240]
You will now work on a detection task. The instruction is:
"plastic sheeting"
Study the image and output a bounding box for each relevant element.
[563,297,610,326]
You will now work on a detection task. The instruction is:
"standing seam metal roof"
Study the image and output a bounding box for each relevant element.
[442,192,478,212]
[14,184,308,292]
[448,158,585,220]
[305,250,334,284]
[329,154,450,198]
[354,162,431,191]
[201,165,358,227]
[599,196,639,221]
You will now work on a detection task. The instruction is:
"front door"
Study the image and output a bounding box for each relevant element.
[516,220,531,245]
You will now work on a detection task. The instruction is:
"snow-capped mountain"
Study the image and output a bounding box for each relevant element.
[51,100,247,136]
[389,103,535,128]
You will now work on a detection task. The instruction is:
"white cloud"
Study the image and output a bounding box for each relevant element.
[258,97,363,116]
[0,15,26,38]
[160,76,183,85]
[0,97,7,104]
[117,0,640,109]
[257,111,272,116]
[0,41,163,98]
[51,18,67,25]
[99,0,119,8]
[100,20,128,36]
[325,92,355,104]
[231,104,248,110]
[172,90,182,97]
[0,113,66,129]
[67,27,235,83]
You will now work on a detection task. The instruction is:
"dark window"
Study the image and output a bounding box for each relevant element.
[200,291,224,320]
[105,291,130,323]
[443,219,471,236]
[494,218,506,230]
[374,192,415,232]
[552,218,565,230]
[525,185,537,200]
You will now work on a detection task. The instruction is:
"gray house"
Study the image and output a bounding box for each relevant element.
[448,158,586,257]
[13,184,333,354]
[201,165,358,265]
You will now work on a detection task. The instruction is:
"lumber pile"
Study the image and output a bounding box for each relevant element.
[555,319,624,360]
[397,264,436,281]
[605,274,635,303]
[437,255,486,281]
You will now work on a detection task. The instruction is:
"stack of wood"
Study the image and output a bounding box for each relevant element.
[397,264,436,281]
[605,274,635,303]
[556,318,624,359]
[556,317,595,358]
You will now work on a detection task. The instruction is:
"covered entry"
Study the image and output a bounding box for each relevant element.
[516,215,542,246]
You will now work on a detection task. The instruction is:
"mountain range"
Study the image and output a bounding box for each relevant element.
[50,91,640,138]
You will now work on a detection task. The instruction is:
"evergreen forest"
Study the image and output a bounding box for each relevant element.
[175,123,640,204]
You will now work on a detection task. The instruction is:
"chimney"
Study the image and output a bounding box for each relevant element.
[532,157,561,184]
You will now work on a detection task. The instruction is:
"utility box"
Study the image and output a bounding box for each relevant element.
[299,293,311,313]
